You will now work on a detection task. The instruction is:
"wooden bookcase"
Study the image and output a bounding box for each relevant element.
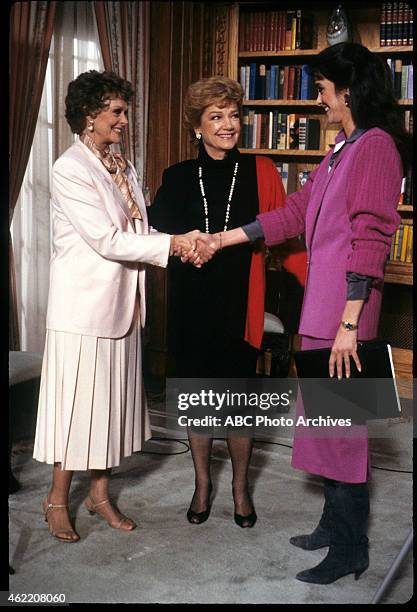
[225,1,413,381]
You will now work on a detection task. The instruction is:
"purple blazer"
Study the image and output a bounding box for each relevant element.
[257,128,402,340]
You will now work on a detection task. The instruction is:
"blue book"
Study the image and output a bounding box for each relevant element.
[266,69,271,100]
[270,65,278,100]
[249,63,257,100]
[300,64,310,100]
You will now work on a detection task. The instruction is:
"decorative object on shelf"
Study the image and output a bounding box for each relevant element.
[326,4,352,45]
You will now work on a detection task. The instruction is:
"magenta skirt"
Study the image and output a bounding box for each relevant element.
[291,336,370,483]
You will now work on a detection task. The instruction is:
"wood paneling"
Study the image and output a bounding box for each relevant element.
[145,1,213,378]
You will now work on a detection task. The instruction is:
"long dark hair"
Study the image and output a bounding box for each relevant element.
[309,42,411,172]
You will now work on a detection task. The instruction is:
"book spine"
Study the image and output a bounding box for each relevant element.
[288,113,296,149]
[295,9,302,49]
[283,65,289,99]
[268,111,273,149]
[398,176,406,206]
[404,167,412,203]
[252,112,257,149]
[408,4,414,45]
[400,224,409,261]
[392,2,398,46]
[405,225,413,262]
[245,65,250,100]
[395,224,404,259]
[273,11,279,51]
[386,2,393,45]
[381,2,387,45]
[265,68,271,100]
[248,110,254,149]
[389,229,397,259]
[278,66,284,99]
[248,13,254,52]
[249,63,256,100]
[285,11,294,50]
[294,65,301,100]
[298,116,307,150]
[398,2,405,45]
[291,14,297,50]
[287,65,295,100]
[401,64,408,99]
[281,162,289,192]
[260,12,266,52]
[268,10,275,52]
[407,64,413,99]
[279,11,285,51]
[300,65,309,100]
[272,110,278,150]
[279,113,287,149]
[270,65,277,100]
[239,65,246,95]
[257,113,262,149]
[394,58,402,98]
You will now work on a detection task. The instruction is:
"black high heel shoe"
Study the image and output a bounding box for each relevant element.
[233,488,257,528]
[186,483,213,525]
[234,508,257,528]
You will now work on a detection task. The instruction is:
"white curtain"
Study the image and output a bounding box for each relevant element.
[11,2,103,352]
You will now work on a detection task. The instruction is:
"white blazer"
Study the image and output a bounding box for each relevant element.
[46,139,171,338]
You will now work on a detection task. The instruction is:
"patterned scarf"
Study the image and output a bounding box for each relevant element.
[80,132,142,220]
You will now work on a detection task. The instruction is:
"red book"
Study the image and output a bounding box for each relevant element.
[283,65,290,99]
[260,12,266,51]
[239,12,245,51]
[248,12,254,52]
[256,113,262,148]
[267,11,274,51]
[278,11,285,50]
[287,65,296,99]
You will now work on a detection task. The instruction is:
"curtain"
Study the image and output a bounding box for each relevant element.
[11,2,103,352]
[9,1,57,350]
[94,1,150,186]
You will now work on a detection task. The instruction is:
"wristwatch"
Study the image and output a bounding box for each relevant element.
[341,320,358,331]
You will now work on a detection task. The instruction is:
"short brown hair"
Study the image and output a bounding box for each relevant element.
[183,76,243,145]
[65,70,133,134]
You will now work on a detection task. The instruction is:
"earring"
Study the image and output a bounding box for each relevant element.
[344,94,350,107]
[196,132,201,140]
[88,121,94,132]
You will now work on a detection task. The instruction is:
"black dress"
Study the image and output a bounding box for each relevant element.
[148,144,259,378]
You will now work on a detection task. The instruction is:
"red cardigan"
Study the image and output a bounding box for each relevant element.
[244,156,307,349]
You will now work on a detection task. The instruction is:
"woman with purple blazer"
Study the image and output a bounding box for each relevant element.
[194,43,411,584]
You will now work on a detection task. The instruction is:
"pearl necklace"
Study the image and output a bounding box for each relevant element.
[198,162,239,233]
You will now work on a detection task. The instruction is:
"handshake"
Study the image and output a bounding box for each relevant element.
[170,230,221,268]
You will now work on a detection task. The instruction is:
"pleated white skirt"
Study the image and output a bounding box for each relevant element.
[33,309,151,471]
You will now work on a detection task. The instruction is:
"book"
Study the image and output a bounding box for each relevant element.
[306,118,321,150]
[400,224,409,261]
[249,63,256,100]
[278,66,285,99]
[291,13,297,50]
[394,59,402,98]
[392,1,398,45]
[285,10,295,50]
[408,3,413,44]
[288,65,295,100]
[406,64,413,99]
[381,2,387,45]
[298,116,307,150]
[405,225,413,262]
[272,110,279,149]
[386,2,393,45]
[401,64,408,99]
[394,224,404,259]
[287,113,297,149]
[300,64,310,100]
[279,113,287,149]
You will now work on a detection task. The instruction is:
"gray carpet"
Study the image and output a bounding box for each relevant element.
[9,404,413,604]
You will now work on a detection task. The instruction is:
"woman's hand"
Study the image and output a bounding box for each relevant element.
[329,326,361,379]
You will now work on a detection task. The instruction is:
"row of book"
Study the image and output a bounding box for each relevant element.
[389,223,413,262]
[241,110,321,151]
[386,59,413,100]
[240,63,316,101]
[380,2,414,46]
[239,9,314,52]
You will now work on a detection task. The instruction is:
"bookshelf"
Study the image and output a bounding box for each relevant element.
[227,1,413,380]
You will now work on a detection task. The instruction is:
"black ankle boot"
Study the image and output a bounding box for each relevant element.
[290,478,333,550]
[296,482,370,584]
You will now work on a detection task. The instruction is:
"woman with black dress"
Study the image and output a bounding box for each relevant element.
[149,77,306,527]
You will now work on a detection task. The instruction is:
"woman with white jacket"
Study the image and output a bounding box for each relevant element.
[33,70,201,542]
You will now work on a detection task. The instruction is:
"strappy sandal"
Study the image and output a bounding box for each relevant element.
[42,496,80,543]
[84,496,136,531]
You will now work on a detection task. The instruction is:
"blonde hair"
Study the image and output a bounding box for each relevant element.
[183,76,243,145]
